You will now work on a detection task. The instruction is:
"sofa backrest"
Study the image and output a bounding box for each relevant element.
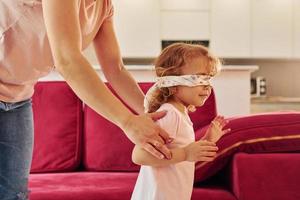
[83,83,217,172]
[30,81,217,173]
[31,82,83,173]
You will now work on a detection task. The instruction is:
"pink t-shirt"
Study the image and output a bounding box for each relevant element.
[131,103,195,200]
[0,0,113,102]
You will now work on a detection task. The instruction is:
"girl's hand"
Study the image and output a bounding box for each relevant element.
[183,140,218,162]
[122,111,173,160]
[203,116,231,143]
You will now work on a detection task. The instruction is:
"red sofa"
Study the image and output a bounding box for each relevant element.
[28,81,300,200]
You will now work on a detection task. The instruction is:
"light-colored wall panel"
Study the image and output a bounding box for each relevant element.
[294,0,300,58]
[112,0,161,57]
[161,11,210,40]
[252,0,293,58]
[161,0,210,11]
[210,0,251,58]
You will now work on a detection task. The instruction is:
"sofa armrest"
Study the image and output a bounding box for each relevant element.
[230,152,300,200]
[194,112,300,183]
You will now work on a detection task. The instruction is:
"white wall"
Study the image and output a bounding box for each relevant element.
[226,59,300,97]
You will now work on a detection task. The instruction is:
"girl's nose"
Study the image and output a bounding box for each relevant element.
[204,85,212,90]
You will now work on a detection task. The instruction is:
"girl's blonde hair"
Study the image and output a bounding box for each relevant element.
[147,43,221,113]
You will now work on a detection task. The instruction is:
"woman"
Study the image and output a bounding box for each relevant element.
[0,0,173,199]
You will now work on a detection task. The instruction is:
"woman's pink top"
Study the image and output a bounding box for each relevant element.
[0,0,113,102]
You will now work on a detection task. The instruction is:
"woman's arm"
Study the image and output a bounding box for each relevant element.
[93,20,145,114]
[42,0,171,159]
[132,140,218,167]
[42,0,133,127]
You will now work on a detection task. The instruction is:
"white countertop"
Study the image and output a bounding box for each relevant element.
[93,65,259,72]
[42,64,258,81]
[41,64,257,117]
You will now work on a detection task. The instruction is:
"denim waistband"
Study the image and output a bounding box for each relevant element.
[0,99,32,111]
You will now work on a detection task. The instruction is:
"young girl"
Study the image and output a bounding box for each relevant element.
[131,43,231,200]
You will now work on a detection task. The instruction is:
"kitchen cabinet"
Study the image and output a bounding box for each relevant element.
[160,0,210,11]
[161,11,210,40]
[160,0,210,41]
[294,0,300,58]
[89,0,299,59]
[251,0,293,58]
[112,0,160,58]
[210,0,251,58]
[211,0,296,59]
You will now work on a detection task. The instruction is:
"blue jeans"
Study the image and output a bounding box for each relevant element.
[0,99,33,200]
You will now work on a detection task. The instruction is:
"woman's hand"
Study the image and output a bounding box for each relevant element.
[121,110,173,160]
[203,116,231,143]
[183,140,218,162]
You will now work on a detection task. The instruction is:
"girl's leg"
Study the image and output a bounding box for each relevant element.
[0,99,34,200]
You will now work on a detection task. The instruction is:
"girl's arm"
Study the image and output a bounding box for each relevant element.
[132,140,218,167]
[132,145,186,167]
[202,116,231,143]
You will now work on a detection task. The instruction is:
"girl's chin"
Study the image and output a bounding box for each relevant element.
[195,99,207,106]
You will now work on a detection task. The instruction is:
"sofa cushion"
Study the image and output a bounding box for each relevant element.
[83,104,139,172]
[29,172,138,200]
[192,187,237,200]
[29,172,236,200]
[83,83,217,171]
[194,112,300,183]
[83,83,140,172]
[31,81,82,172]
[230,153,300,200]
